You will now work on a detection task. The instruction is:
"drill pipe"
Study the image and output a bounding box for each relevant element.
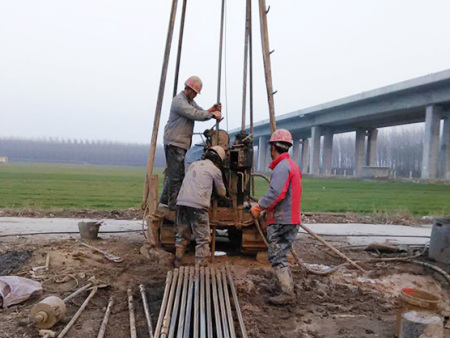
[161,268,179,338]
[193,265,200,338]
[176,267,189,338]
[211,266,223,338]
[216,266,230,338]
[96,296,114,338]
[155,271,173,337]
[183,267,195,338]
[57,286,98,338]
[221,268,236,338]
[200,266,206,338]
[139,285,154,338]
[205,267,213,337]
[225,262,248,338]
[127,289,137,338]
[168,267,185,338]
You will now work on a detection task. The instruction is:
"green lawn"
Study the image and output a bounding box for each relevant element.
[0,163,449,216]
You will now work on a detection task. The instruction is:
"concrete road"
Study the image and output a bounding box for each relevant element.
[0,217,432,246]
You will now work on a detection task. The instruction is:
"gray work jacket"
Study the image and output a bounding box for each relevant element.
[177,159,226,210]
[163,91,213,150]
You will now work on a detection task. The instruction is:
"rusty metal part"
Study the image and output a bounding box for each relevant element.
[225,263,248,338]
[176,267,189,338]
[221,267,236,338]
[96,296,114,338]
[193,265,200,338]
[183,267,195,338]
[155,271,173,337]
[216,266,230,338]
[142,0,178,209]
[139,285,154,338]
[127,289,137,338]
[241,225,267,254]
[169,267,185,338]
[200,266,206,338]
[57,286,98,338]
[161,268,179,338]
[30,296,67,329]
[205,267,213,337]
[80,242,123,263]
[211,266,223,338]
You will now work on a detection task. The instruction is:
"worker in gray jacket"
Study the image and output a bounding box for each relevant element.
[174,146,227,267]
[161,76,222,210]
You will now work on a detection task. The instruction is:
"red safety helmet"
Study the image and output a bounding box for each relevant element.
[269,129,293,146]
[185,76,202,94]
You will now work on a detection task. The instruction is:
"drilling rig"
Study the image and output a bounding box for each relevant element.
[142,0,277,256]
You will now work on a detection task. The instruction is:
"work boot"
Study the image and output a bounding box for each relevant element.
[195,256,210,267]
[174,246,185,268]
[268,266,295,305]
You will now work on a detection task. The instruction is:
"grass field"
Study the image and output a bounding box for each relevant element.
[0,163,449,216]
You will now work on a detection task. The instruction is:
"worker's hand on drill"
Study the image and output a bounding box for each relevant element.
[250,204,263,219]
[211,110,222,120]
[208,103,222,120]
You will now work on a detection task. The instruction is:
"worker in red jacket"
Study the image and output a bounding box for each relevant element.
[251,129,302,305]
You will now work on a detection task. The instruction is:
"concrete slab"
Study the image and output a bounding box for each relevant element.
[0,217,432,246]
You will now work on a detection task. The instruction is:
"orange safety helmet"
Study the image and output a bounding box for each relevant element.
[269,129,293,146]
[185,76,203,94]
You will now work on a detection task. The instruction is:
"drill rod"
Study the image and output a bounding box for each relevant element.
[225,263,248,338]
[127,289,137,338]
[200,266,206,338]
[96,296,114,338]
[168,267,184,338]
[161,268,179,338]
[183,267,195,338]
[211,266,223,338]
[205,267,213,337]
[176,267,189,338]
[216,265,230,338]
[139,285,154,338]
[221,267,236,338]
[155,271,173,337]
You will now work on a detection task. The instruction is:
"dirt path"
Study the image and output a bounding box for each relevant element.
[1,230,449,337]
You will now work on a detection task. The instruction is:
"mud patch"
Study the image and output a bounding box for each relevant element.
[0,250,33,275]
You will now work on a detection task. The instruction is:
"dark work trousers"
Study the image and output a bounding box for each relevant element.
[160,145,187,210]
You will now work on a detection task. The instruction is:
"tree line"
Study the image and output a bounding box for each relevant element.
[0,137,166,167]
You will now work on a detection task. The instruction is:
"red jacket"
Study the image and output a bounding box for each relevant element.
[259,153,302,225]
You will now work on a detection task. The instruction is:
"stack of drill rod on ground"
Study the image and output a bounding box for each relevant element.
[155,262,247,338]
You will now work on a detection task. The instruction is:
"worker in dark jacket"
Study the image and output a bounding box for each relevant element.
[161,76,222,210]
[174,146,227,267]
[251,129,302,305]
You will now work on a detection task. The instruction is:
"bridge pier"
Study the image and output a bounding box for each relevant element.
[323,128,334,175]
[257,136,268,172]
[292,139,301,166]
[440,114,450,179]
[367,128,378,166]
[355,128,366,177]
[311,126,322,175]
[301,138,310,173]
[421,105,441,179]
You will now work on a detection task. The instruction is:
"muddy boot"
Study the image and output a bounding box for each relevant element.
[195,256,210,267]
[268,266,295,305]
[174,246,185,268]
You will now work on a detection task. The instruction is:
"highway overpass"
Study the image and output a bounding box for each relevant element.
[230,69,450,180]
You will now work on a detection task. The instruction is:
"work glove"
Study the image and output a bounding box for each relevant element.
[211,110,222,120]
[250,204,263,219]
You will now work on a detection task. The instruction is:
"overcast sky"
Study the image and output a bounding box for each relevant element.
[1,0,450,144]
